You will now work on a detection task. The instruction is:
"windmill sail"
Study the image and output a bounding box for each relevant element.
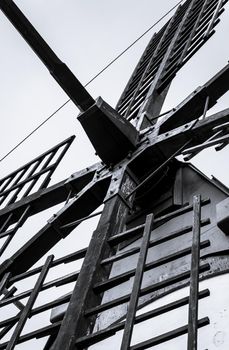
[0,1,229,349]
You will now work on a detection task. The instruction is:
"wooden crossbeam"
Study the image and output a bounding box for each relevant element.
[182,133,229,154]
[159,63,229,133]
[0,176,109,278]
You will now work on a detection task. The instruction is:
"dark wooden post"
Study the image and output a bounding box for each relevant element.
[52,168,136,350]
[187,194,201,350]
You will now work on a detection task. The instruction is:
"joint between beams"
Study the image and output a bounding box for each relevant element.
[104,190,133,210]
[48,216,65,239]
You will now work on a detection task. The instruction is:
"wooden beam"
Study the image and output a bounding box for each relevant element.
[6,255,54,350]
[0,0,94,111]
[0,163,98,226]
[159,63,229,133]
[0,176,109,278]
[52,168,136,350]
[187,195,201,350]
[121,214,154,350]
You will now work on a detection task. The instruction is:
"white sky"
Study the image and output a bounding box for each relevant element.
[0,0,229,185]
[0,0,229,348]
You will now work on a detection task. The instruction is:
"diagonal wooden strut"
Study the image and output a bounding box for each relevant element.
[0,0,94,112]
[0,176,109,278]
[120,214,154,350]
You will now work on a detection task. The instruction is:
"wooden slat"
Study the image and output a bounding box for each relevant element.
[95,240,210,293]
[108,199,210,246]
[0,272,11,295]
[187,195,201,349]
[0,2,94,111]
[76,289,210,348]
[52,172,136,350]
[0,205,31,258]
[85,263,210,316]
[130,317,209,350]
[102,219,210,265]
[121,214,154,350]
[5,255,54,350]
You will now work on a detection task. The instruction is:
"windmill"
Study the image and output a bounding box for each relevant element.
[0,0,229,349]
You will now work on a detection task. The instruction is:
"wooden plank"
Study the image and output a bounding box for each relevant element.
[0,273,11,295]
[0,270,79,309]
[0,294,71,329]
[187,195,201,349]
[182,133,229,154]
[0,176,109,278]
[183,130,222,161]
[52,170,136,350]
[0,322,61,349]
[0,2,94,111]
[160,63,229,133]
[204,0,224,37]
[130,317,209,350]
[10,246,87,284]
[0,205,31,258]
[121,214,154,350]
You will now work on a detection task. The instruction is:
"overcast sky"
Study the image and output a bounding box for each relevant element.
[0,1,229,348]
[0,0,229,185]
